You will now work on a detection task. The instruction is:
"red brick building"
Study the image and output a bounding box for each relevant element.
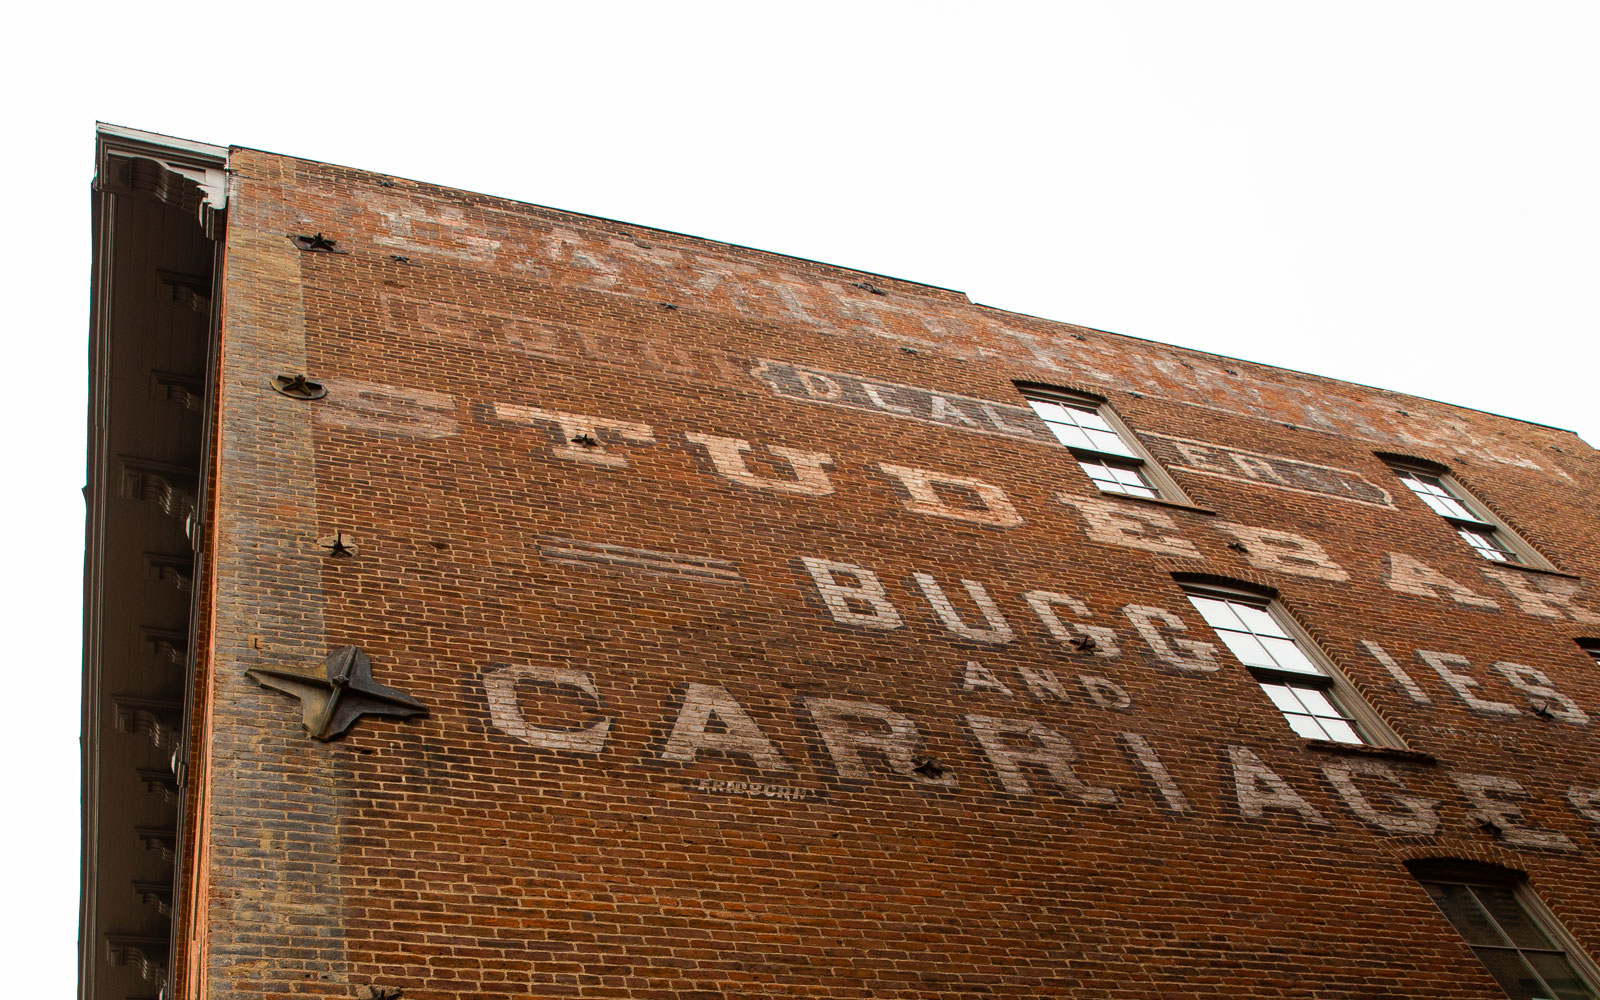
[84,124,1600,1000]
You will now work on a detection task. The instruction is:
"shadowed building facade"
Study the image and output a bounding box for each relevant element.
[83,124,1600,1000]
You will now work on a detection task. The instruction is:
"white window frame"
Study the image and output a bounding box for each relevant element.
[1019,386,1191,505]
[1411,861,1600,1000]
[1384,459,1553,570]
[1182,585,1402,748]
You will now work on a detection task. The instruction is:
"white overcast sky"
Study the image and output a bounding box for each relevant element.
[4,1,1597,991]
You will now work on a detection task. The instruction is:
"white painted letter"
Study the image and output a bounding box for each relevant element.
[1418,650,1519,716]
[1492,662,1589,724]
[1057,496,1202,558]
[1213,522,1349,582]
[1359,639,1432,704]
[961,661,1015,697]
[661,683,790,770]
[1119,732,1191,814]
[877,463,1023,527]
[484,665,612,754]
[1483,568,1600,624]
[1384,553,1499,609]
[1079,674,1132,710]
[1451,773,1574,850]
[914,573,1015,644]
[1566,786,1600,823]
[1227,746,1329,825]
[1124,605,1221,672]
[804,697,954,786]
[1016,666,1071,703]
[1322,760,1439,835]
[801,558,903,630]
[492,403,655,467]
[966,714,1117,802]
[685,433,836,495]
[1023,591,1121,656]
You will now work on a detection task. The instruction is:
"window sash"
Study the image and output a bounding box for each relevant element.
[1390,465,1541,568]
[1076,457,1159,498]
[1185,591,1373,745]
[1423,880,1600,1000]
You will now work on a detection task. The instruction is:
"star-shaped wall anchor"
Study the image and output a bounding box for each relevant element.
[247,646,426,741]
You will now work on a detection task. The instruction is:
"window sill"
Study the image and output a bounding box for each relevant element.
[1477,558,1580,581]
[1302,739,1437,765]
[1090,490,1216,517]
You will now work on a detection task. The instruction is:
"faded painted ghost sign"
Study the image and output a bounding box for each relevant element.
[312,362,1597,851]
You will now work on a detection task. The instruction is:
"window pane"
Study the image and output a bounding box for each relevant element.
[1472,947,1557,1000]
[1235,604,1287,637]
[1084,427,1136,456]
[1259,682,1304,713]
[1259,636,1322,674]
[1525,952,1600,1000]
[1044,422,1095,451]
[1284,713,1329,740]
[1419,878,1599,1000]
[1426,883,1509,945]
[1401,473,1467,511]
[1079,459,1158,498]
[1474,888,1558,950]
[1112,465,1150,489]
[1027,399,1071,423]
[1188,595,1244,631]
[1068,406,1112,431]
[1458,526,1518,564]
[1290,687,1337,716]
[1317,718,1362,744]
[1217,630,1274,669]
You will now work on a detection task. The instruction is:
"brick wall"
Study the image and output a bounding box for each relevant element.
[192,147,1600,998]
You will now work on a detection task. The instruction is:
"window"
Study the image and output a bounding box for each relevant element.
[1184,588,1395,746]
[1385,460,1546,567]
[1579,640,1600,669]
[1021,387,1188,503]
[1413,864,1600,1000]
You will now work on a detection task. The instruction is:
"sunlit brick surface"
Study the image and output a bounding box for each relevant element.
[190,148,1600,999]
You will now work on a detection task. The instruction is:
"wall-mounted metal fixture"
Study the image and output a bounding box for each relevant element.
[289,232,345,253]
[359,987,403,1000]
[571,434,600,447]
[271,374,327,400]
[912,755,948,778]
[851,281,885,295]
[659,301,678,310]
[1070,635,1098,652]
[389,254,410,263]
[247,646,427,741]
[1227,541,1250,554]
[321,531,359,558]
[1476,816,1504,837]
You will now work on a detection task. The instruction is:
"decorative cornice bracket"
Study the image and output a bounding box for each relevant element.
[112,698,181,751]
[95,124,229,239]
[105,935,169,988]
